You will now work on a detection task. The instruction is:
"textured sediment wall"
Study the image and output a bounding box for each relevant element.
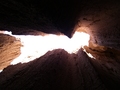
[0,34,21,70]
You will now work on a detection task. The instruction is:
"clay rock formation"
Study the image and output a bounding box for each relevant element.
[84,43,120,89]
[74,1,120,49]
[0,33,21,70]
[0,0,120,90]
[0,49,106,90]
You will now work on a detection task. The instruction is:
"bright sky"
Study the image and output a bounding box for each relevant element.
[0,30,94,66]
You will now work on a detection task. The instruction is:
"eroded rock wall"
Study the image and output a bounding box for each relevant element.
[0,49,106,90]
[75,1,120,49]
[0,34,21,70]
[84,43,120,89]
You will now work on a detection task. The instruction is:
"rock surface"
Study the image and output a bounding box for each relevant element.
[74,1,120,49]
[0,34,21,70]
[85,43,120,90]
[0,49,106,90]
[0,0,120,90]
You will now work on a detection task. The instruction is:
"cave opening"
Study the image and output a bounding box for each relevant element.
[1,0,120,90]
[0,30,92,66]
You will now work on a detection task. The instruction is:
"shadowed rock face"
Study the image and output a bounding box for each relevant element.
[0,49,106,90]
[74,1,120,49]
[0,0,81,37]
[85,43,120,90]
[0,0,120,90]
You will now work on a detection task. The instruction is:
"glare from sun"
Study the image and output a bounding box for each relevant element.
[0,30,91,65]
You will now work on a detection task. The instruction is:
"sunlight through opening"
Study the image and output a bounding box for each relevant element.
[10,31,91,64]
[83,49,96,59]
[0,70,3,73]
[0,30,95,66]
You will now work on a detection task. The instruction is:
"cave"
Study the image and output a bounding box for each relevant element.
[0,0,120,90]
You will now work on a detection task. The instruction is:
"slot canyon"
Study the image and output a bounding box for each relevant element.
[0,0,120,90]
